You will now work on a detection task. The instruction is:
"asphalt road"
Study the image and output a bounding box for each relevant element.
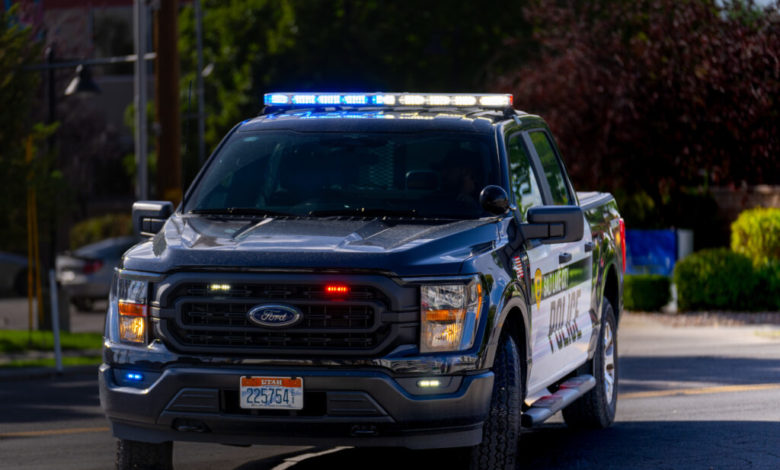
[1,314,779,470]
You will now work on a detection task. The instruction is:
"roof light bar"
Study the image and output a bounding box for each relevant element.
[263,92,513,108]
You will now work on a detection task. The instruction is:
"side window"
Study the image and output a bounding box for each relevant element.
[530,131,572,205]
[507,134,544,221]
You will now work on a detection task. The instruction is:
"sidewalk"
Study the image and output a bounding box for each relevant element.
[1,296,104,381]
[0,296,105,333]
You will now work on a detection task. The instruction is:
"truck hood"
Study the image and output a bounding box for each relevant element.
[121,214,499,277]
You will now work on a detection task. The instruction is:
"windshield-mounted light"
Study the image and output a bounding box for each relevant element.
[420,277,483,353]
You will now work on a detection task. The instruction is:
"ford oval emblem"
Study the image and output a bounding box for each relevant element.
[247,304,302,328]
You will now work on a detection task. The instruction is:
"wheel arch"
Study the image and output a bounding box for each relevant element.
[482,284,530,398]
[602,263,620,322]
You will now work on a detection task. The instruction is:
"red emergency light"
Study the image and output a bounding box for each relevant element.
[325,285,349,295]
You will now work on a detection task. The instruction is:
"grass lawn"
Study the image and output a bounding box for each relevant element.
[0,329,103,353]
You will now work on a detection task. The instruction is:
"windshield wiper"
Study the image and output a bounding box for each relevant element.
[308,208,423,218]
[190,207,295,217]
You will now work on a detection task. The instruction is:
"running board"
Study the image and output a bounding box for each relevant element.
[521,374,596,427]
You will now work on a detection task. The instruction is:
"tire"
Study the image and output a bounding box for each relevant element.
[469,334,522,470]
[115,439,172,470]
[562,298,618,429]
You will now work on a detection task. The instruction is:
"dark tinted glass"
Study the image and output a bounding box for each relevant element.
[530,132,571,205]
[507,134,543,221]
[186,131,498,219]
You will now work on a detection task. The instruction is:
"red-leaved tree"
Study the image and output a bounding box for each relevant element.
[497,0,779,226]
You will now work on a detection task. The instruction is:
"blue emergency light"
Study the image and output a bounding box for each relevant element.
[263,92,513,108]
[125,372,144,381]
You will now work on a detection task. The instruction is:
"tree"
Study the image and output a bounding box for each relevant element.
[0,6,57,254]
[177,0,533,185]
[496,0,779,229]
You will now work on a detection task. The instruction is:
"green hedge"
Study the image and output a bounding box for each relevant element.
[731,207,780,267]
[624,274,670,311]
[754,261,780,310]
[673,248,757,311]
[69,213,132,250]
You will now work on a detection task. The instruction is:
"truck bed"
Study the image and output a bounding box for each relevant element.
[577,191,614,211]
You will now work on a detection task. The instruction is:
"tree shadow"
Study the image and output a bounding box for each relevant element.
[0,370,103,424]
[221,421,780,470]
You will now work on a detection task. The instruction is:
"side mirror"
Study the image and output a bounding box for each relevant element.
[521,205,584,244]
[479,185,510,215]
[132,201,173,238]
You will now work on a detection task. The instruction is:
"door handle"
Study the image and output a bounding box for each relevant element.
[584,242,594,252]
[559,252,572,264]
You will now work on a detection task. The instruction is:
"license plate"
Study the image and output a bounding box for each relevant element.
[239,376,303,410]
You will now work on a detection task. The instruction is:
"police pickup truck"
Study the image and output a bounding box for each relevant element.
[100,92,624,470]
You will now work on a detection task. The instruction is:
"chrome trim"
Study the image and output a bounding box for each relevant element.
[399,275,476,284]
[115,267,165,282]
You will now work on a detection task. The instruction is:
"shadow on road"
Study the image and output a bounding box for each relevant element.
[0,372,102,424]
[619,355,780,393]
[218,421,780,470]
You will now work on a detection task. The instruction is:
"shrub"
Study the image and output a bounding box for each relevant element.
[69,213,133,250]
[754,261,780,311]
[673,248,756,311]
[731,207,780,267]
[624,275,670,311]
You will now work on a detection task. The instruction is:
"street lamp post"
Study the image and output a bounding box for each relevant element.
[23,48,154,332]
[134,0,149,201]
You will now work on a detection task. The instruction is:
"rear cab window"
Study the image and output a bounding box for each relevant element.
[529,131,574,206]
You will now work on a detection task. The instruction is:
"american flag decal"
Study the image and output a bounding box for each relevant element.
[513,256,524,279]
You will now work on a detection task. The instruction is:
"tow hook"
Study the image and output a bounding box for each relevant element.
[350,424,378,437]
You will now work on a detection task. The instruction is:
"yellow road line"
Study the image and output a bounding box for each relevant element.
[620,383,780,400]
[0,426,109,438]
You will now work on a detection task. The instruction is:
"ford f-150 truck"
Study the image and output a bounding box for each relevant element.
[100,92,624,470]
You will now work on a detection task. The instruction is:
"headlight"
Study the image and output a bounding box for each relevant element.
[420,277,483,353]
[110,274,149,344]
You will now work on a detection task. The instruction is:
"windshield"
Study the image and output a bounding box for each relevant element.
[185,131,499,219]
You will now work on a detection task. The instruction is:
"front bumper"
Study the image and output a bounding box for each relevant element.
[99,362,493,449]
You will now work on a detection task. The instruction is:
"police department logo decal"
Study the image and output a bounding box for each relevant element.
[534,268,542,309]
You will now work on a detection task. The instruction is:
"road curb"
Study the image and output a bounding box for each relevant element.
[0,364,99,382]
[625,311,780,327]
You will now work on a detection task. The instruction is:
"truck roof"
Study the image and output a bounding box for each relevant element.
[239,108,534,133]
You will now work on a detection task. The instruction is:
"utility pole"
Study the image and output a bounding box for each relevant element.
[194,0,206,166]
[154,0,181,204]
[133,0,149,201]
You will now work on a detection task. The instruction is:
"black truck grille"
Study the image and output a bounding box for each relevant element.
[155,281,405,356]
[178,283,387,303]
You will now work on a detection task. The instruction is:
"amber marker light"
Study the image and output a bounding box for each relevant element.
[424,309,464,323]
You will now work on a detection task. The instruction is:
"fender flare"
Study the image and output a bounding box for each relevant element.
[480,281,532,383]
[587,259,621,359]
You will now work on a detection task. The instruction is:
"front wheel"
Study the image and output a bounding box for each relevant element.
[562,298,618,428]
[468,334,522,470]
[115,439,172,470]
